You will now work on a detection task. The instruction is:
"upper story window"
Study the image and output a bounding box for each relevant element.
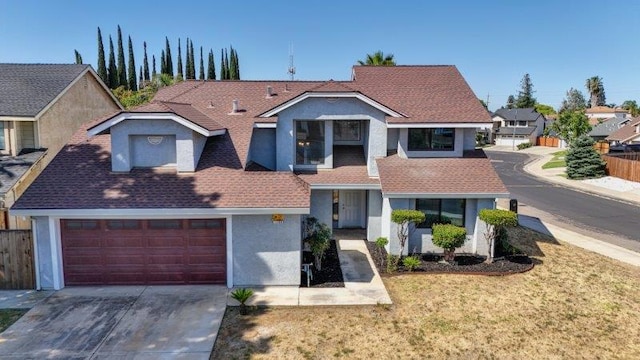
[334,121,361,142]
[507,120,528,127]
[408,128,455,151]
[295,120,325,165]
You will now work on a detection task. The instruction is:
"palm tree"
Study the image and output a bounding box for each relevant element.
[357,51,396,66]
[585,76,606,107]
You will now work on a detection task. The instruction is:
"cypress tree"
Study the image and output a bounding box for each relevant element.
[74,50,83,64]
[185,38,191,79]
[207,49,215,80]
[139,66,143,85]
[199,46,204,80]
[143,41,150,81]
[176,38,183,79]
[127,36,137,91]
[107,36,118,89]
[234,48,240,80]
[189,40,196,79]
[160,50,166,75]
[164,37,173,76]
[116,25,127,88]
[152,54,157,78]
[220,49,225,80]
[97,27,108,85]
[228,46,236,80]
[224,49,230,80]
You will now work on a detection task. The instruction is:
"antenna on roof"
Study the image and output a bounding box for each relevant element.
[287,43,296,81]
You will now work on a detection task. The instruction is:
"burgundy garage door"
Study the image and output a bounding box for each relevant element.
[61,219,226,285]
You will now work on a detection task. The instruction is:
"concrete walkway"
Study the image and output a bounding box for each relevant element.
[0,289,53,309]
[489,145,640,267]
[228,239,392,306]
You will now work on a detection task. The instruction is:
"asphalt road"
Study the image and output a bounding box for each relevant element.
[485,150,640,252]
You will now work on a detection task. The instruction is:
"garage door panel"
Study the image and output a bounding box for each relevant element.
[61,219,227,286]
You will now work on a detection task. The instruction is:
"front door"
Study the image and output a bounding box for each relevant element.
[338,190,365,228]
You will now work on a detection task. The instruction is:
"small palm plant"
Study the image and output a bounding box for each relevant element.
[231,288,254,315]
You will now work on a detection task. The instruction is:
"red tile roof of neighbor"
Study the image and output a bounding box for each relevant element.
[376,152,509,196]
[607,117,640,142]
[14,66,505,211]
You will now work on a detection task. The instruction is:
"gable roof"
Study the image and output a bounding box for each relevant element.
[606,117,640,142]
[585,106,629,114]
[0,64,105,117]
[588,117,629,137]
[493,108,543,121]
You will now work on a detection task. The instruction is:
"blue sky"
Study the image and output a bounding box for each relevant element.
[1,0,639,111]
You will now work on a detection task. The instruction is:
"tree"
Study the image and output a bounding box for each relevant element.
[585,76,606,107]
[534,103,557,117]
[357,50,395,66]
[199,46,205,80]
[116,25,127,88]
[566,135,606,179]
[152,54,156,78]
[506,95,516,109]
[479,99,488,110]
[160,50,166,75]
[74,50,83,64]
[176,38,183,79]
[432,224,467,263]
[550,110,591,145]
[107,36,118,89]
[229,45,237,80]
[207,49,215,80]
[302,217,331,271]
[164,37,173,76]
[515,73,536,108]
[142,41,150,82]
[220,48,229,80]
[96,27,108,85]
[621,100,639,117]
[478,209,518,263]
[139,66,143,85]
[390,209,425,261]
[188,39,196,79]
[127,36,137,91]
[559,88,587,113]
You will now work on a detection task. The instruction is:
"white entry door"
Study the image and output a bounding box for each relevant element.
[338,190,365,228]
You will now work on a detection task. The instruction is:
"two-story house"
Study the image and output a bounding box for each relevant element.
[11,65,508,290]
[492,108,546,146]
[0,64,122,229]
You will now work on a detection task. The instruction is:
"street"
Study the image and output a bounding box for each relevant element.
[486,150,640,253]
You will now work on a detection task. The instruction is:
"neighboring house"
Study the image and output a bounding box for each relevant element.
[11,65,508,290]
[585,106,630,126]
[0,64,122,228]
[606,117,640,144]
[588,117,631,142]
[492,108,546,146]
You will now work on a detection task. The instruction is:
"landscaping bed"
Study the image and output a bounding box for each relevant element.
[365,240,534,275]
[300,240,344,287]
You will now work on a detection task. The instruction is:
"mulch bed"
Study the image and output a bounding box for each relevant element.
[365,241,534,276]
[301,240,344,287]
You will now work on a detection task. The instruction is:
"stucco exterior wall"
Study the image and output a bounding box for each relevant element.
[130,135,176,167]
[387,128,399,153]
[464,128,478,150]
[397,128,465,158]
[249,128,276,169]
[367,190,382,241]
[37,72,120,165]
[309,190,333,229]
[232,214,301,286]
[275,97,387,176]
[111,119,201,172]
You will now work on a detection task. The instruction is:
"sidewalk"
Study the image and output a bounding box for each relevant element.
[489,145,640,267]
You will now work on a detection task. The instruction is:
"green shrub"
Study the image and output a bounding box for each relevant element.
[402,255,421,272]
[302,217,332,271]
[517,142,533,150]
[375,237,388,265]
[386,254,399,274]
[390,209,426,259]
[231,288,254,315]
[566,135,606,179]
[431,224,467,262]
[478,209,518,263]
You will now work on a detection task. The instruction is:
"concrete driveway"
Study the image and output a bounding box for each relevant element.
[0,285,227,359]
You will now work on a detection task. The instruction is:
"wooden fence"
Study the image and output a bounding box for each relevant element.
[0,230,34,289]
[603,154,640,182]
[594,141,610,154]
[536,136,559,147]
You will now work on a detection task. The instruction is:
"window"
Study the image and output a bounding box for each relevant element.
[64,220,99,230]
[0,122,5,149]
[107,220,140,230]
[408,128,455,151]
[517,120,527,127]
[148,220,182,229]
[296,121,325,165]
[507,121,516,127]
[415,199,465,228]
[334,121,361,141]
[189,219,223,229]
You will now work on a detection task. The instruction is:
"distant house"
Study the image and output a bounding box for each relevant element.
[492,108,546,146]
[585,106,630,126]
[0,64,122,228]
[606,117,640,144]
[588,117,631,142]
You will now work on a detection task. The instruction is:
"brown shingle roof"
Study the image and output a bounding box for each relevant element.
[376,153,508,196]
[586,106,629,114]
[606,117,640,142]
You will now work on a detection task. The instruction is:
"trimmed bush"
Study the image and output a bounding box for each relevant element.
[390,209,426,262]
[566,135,606,179]
[375,237,388,265]
[402,255,422,272]
[517,142,533,150]
[431,224,467,262]
[478,209,518,263]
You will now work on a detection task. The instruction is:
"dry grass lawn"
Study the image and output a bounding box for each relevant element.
[212,227,640,359]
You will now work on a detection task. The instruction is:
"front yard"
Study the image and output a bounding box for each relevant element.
[542,150,567,169]
[212,226,640,359]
